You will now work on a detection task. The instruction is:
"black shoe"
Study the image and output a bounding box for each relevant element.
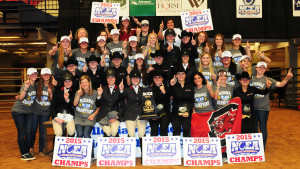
[20,154,31,161]
[27,153,36,160]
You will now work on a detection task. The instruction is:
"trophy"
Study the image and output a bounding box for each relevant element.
[242,104,251,118]
[178,103,190,116]
[139,88,159,120]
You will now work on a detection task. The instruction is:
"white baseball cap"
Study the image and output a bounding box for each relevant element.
[97,36,106,42]
[141,20,149,25]
[221,51,232,58]
[135,53,145,60]
[27,68,38,75]
[232,34,242,40]
[129,36,137,42]
[60,36,70,42]
[41,68,52,75]
[256,62,267,68]
[79,37,89,44]
[121,16,130,21]
[240,55,251,61]
[110,29,119,35]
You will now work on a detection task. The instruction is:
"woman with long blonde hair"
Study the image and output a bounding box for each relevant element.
[142,32,160,68]
[212,34,225,67]
[198,52,216,85]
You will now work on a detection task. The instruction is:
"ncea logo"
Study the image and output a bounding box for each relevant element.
[188,144,218,159]
[185,15,209,27]
[146,143,176,157]
[238,0,260,15]
[57,144,88,160]
[231,140,260,155]
[94,7,118,17]
[101,144,131,159]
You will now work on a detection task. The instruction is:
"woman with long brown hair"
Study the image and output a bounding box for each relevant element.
[49,36,72,81]
[30,68,54,157]
[212,34,225,67]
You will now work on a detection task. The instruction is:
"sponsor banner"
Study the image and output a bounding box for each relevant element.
[142,136,181,165]
[226,133,265,163]
[52,137,93,168]
[191,97,242,153]
[130,0,156,16]
[181,0,207,12]
[156,0,181,16]
[183,137,222,166]
[181,9,213,33]
[236,0,262,18]
[104,0,130,16]
[293,0,300,17]
[97,137,136,166]
[90,2,120,24]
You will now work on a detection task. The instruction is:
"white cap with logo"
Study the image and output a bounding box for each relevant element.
[27,68,38,75]
[141,20,149,25]
[135,53,145,60]
[79,37,89,44]
[97,36,106,42]
[232,34,242,40]
[121,16,130,21]
[221,51,232,58]
[256,62,267,68]
[129,36,137,42]
[41,68,52,75]
[240,55,251,61]
[110,29,120,35]
[60,36,71,42]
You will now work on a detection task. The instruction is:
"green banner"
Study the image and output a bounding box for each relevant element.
[130,0,156,16]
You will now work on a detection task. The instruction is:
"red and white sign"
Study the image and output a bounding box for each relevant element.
[226,133,265,164]
[97,137,136,166]
[183,137,223,166]
[90,2,120,24]
[52,137,93,168]
[142,136,181,165]
[181,9,214,33]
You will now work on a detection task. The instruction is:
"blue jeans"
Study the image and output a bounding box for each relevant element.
[75,125,93,138]
[12,112,32,155]
[30,114,50,153]
[255,110,269,148]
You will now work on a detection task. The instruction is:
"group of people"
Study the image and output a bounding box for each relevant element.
[11,16,293,162]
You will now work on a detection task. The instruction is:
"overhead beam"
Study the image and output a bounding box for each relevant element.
[260,42,289,52]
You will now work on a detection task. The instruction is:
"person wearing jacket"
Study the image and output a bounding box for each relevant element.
[96,68,125,137]
[50,71,76,138]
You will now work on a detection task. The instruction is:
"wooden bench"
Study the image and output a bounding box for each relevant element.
[43,120,53,156]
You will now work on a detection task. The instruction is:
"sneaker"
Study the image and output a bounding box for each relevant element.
[90,158,96,165]
[39,152,45,157]
[27,153,36,160]
[20,154,31,161]
[222,158,228,164]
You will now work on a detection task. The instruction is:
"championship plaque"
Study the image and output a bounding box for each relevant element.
[178,103,190,116]
[139,88,159,120]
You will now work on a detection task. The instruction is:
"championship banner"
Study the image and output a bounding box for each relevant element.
[104,0,130,16]
[181,9,214,33]
[226,133,265,163]
[181,0,207,12]
[293,0,300,17]
[90,2,120,24]
[52,137,93,168]
[156,0,181,16]
[139,87,159,120]
[97,137,136,166]
[130,0,156,16]
[142,136,181,165]
[183,137,222,166]
[236,0,262,18]
[191,97,242,153]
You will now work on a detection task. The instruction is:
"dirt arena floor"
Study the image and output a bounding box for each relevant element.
[0,106,300,169]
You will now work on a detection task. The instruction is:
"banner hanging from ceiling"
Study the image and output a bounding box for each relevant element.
[236,0,262,18]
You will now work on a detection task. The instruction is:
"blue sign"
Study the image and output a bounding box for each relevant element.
[146,143,177,158]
